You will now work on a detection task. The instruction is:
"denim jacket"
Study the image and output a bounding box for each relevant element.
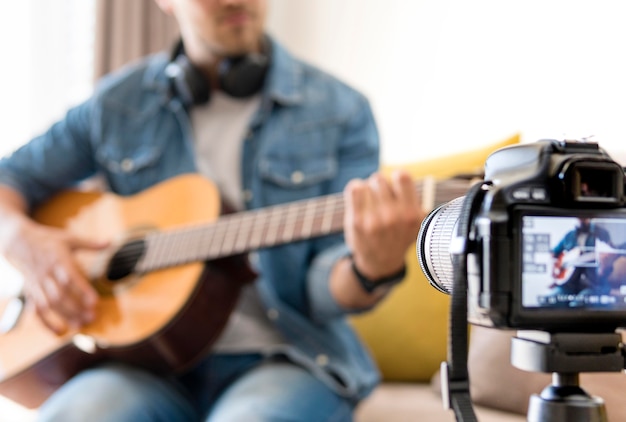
[0,38,381,401]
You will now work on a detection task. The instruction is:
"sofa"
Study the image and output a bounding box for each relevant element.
[350,134,626,422]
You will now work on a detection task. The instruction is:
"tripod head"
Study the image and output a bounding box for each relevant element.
[511,331,626,422]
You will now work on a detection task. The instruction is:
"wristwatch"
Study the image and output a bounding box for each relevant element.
[350,256,407,293]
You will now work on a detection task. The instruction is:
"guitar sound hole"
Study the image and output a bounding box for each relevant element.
[107,239,146,281]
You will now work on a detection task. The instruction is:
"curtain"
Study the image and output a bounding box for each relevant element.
[94,0,179,80]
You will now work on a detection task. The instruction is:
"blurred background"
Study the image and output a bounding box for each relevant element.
[1,0,626,418]
[3,0,626,165]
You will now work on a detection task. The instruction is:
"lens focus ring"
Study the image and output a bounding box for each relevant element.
[416,196,465,294]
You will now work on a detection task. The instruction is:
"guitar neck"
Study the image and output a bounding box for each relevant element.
[134,177,471,273]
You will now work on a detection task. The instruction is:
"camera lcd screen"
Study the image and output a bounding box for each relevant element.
[521,215,626,310]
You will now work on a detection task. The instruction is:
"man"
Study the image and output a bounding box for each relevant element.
[0,0,422,421]
[550,218,613,298]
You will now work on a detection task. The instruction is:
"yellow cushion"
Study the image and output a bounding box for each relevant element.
[350,133,521,382]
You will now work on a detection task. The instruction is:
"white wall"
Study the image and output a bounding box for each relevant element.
[0,1,95,157]
[266,0,626,165]
[4,0,626,164]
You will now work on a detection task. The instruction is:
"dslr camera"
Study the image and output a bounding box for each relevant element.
[418,139,626,333]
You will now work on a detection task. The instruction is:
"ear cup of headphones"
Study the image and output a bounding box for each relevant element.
[165,39,270,106]
[218,53,269,98]
[166,55,212,106]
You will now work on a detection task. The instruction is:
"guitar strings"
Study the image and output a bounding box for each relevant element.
[110,180,471,274]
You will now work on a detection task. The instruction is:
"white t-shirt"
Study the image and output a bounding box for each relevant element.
[190,91,286,352]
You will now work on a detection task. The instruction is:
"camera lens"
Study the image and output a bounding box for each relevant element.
[416,196,465,294]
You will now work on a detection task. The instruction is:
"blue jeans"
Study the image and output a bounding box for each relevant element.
[37,354,355,422]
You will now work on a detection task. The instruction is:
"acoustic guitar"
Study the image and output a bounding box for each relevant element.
[550,239,626,289]
[0,173,470,408]
[551,246,597,286]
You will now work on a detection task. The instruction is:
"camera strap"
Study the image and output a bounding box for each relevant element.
[441,181,488,422]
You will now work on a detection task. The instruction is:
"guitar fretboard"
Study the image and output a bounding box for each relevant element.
[133,178,472,273]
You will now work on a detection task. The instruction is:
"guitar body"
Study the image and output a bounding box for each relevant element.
[0,174,254,408]
[551,247,596,286]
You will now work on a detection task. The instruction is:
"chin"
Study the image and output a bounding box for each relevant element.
[218,30,264,55]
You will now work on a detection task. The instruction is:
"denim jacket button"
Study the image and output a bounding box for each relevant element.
[120,158,135,172]
[316,354,329,367]
[242,189,253,202]
[290,171,304,184]
[267,309,279,321]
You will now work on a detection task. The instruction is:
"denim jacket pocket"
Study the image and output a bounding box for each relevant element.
[260,121,341,183]
[96,142,164,194]
[259,155,337,189]
[257,153,338,207]
[256,124,340,206]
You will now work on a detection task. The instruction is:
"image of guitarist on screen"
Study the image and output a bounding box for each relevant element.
[549,217,615,303]
[0,1,424,421]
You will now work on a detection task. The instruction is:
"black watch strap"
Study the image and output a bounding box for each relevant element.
[350,256,407,293]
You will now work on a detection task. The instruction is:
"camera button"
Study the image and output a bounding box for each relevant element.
[512,188,531,200]
[531,188,548,201]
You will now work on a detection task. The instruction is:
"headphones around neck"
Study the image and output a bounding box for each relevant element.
[165,38,271,106]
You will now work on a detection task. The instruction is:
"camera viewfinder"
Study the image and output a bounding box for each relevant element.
[572,162,622,203]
